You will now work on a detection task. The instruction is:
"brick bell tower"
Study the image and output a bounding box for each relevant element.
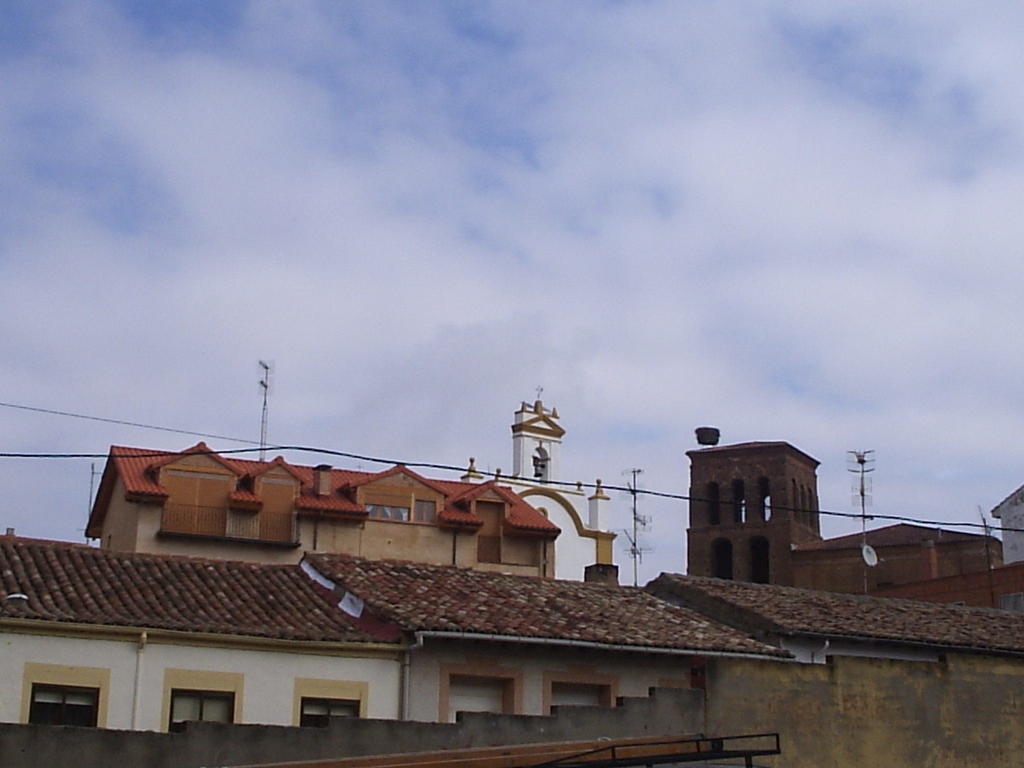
[686,429,822,586]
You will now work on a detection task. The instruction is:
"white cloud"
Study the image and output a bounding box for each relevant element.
[1,1,1023,582]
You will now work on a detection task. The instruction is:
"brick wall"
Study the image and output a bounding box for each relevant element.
[794,540,1000,595]
[872,560,1024,607]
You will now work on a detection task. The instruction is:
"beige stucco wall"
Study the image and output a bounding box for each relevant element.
[705,652,1024,767]
[356,519,460,565]
[127,504,300,563]
[102,477,547,575]
[406,638,692,722]
[0,627,401,731]
[98,478,142,552]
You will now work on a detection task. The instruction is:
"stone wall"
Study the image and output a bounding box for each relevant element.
[705,652,1024,767]
[8,651,1024,767]
[0,687,704,768]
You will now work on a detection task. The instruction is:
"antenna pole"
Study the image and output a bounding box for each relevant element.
[848,450,875,594]
[258,361,271,461]
[624,468,645,587]
[87,462,97,512]
[980,506,996,607]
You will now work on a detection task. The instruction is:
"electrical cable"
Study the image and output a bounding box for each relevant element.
[0,446,1020,534]
[0,401,259,444]
[1,400,1018,534]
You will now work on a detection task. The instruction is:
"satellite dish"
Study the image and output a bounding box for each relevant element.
[862,544,879,567]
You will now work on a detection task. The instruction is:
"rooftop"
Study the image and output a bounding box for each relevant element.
[0,536,382,644]
[304,553,787,657]
[648,573,1024,656]
[685,441,819,466]
[796,523,993,552]
[86,443,559,538]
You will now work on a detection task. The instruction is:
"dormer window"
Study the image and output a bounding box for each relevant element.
[366,504,410,521]
[414,499,436,522]
[363,491,441,524]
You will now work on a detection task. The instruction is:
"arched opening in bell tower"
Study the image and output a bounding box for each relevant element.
[750,536,770,583]
[707,482,721,525]
[711,538,733,580]
[532,445,550,481]
[731,479,745,524]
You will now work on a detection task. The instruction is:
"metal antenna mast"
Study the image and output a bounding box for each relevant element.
[258,361,272,461]
[622,468,649,587]
[979,506,997,607]
[847,450,875,593]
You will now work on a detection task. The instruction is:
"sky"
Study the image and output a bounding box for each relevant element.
[2,1,1023,585]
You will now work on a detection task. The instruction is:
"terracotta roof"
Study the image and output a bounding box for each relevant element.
[0,537,384,644]
[87,444,559,538]
[648,573,1024,656]
[796,523,991,552]
[228,488,262,509]
[303,554,787,657]
[294,491,364,516]
[443,481,559,534]
[685,441,819,466]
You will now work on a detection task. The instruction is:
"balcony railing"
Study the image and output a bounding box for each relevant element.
[160,503,296,545]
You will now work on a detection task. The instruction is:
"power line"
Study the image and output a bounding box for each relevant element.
[0,400,1015,535]
[0,401,259,444]
[0,446,1019,535]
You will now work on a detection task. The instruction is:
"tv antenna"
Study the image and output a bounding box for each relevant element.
[979,505,997,607]
[621,468,650,587]
[258,361,272,461]
[847,450,876,592]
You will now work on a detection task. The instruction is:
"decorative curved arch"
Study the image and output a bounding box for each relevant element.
[517,488,616,565]
[517,488,589,538]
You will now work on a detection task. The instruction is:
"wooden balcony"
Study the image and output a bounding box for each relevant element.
[160,503,298,546]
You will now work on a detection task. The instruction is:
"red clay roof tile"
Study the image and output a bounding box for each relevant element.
[0,537,383,644]
[648,573,1024,655]
[88,444,558,538]
[304,554,785,656]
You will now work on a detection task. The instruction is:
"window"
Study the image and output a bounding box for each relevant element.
[756,477,771,522]
[439,663,521,723]
[292,678,367,726]
[532,446,549,480]
[707,482,721,526]
[549,682,612,710]
[750,536,770,584]
[29,684,98,727]
[366,504,410,521]
[299,697,360,727]
[476,500,504,564]
[447,675,510,722]
[731,479,745,524]
[413,499,436,523]
[712,538,733,580]
[169,689,235,732]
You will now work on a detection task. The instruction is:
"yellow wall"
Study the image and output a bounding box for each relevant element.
[705,653,1024,767]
